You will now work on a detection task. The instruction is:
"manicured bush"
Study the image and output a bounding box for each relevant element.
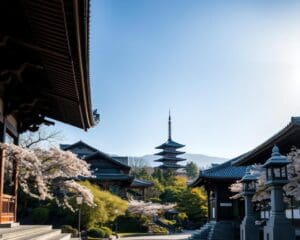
[61,225,78,237]
[117,213,148,232]
[87,227,112,238]
[100,226,112,237]
[88,227,105,238]
[31,207,49,224]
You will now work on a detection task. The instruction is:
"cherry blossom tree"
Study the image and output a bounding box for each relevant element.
[128,200,176,218]
[1,143,94,211]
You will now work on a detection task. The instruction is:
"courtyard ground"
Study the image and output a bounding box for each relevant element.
[120,231,194,240]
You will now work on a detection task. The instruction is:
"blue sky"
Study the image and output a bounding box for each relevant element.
[55,0,300,158]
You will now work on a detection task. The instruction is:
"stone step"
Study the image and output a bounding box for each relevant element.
[9,229,61,240]
[45,233,71,240]
[0,225,72,240]
[0,225,52,239]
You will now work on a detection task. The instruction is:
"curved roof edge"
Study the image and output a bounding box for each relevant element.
[188,154,247,187]
[233,116,300,166]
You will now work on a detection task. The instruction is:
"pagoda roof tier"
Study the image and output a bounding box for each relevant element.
[155,150,185,156]
[155,157,186,162]
[158,164,184,169]
[156,139,185,150]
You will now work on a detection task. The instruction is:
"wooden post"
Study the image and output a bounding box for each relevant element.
[0,121,6,223]
[142,188,145,201]
[206,188,211,221]
[12,136,19,222]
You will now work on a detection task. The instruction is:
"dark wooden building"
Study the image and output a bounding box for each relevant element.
[190,157,247,222]
[189,157,247,240]
[0,0,95,223]
[61,141,153,199]
[233,116,300,228]
[155,113,186,171]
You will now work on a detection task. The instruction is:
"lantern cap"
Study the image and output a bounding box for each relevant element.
[241,166,257,182]
[263,145,289,168]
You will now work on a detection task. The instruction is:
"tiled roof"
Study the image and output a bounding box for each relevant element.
[60,140,99,153]
[85,151,131,169]
[200,157,247,179]
[158,163,184,169]
[93,173,134,181]
[156,139,185,149]
[130,179,153,188]
[189,155,247,187]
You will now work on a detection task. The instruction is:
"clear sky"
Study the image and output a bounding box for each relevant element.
[54,0,300,158]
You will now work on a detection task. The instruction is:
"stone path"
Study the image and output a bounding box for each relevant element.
[120,231,194,240]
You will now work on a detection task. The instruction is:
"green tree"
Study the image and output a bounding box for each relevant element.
[145,178,165,200]
[79,181,128,228]
[152,168,165,183]
[185,161,199,179]
[159,176,186,203]
[177,187,207,222]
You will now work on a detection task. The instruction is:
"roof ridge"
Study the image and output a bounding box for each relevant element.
[85,151,131,169]
[201,153,247,175]
[233,116,300,166]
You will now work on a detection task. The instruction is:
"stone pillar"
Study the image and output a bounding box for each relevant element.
[263,185,295,240]
[263,146,295,240]
[240,166,259,240]
[240,194,259,240]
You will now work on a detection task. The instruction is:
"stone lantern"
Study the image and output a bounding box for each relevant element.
[263,146,295,240]
[240,166,259,240]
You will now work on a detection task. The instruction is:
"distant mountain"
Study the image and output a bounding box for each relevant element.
[132,153,228,169]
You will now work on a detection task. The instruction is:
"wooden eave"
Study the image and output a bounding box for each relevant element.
[0,0,94,131]
[188,175,240,188]
[233,117,300,166]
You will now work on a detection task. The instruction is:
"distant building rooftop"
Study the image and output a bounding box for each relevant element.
[189,155,247,187]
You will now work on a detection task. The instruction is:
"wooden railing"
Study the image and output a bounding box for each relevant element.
[0,194,15,223]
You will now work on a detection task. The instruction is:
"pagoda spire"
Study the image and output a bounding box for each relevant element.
[155,111,186,171]
[168,110,172,140]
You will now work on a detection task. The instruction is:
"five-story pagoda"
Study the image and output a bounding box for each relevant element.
[155,113,186,171]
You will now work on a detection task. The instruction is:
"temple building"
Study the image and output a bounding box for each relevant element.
[189,116,300,240]
[189,157,247,240]
[0,0,96,225]
[154,113,186,171]
[233,116,300,232]
[61,141,153,200]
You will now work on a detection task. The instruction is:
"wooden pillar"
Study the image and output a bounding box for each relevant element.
[0,121,6,223]
[206,188,211,221]
[142,188,145,201]
[12,136,19,222]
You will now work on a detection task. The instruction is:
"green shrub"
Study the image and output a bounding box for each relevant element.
[149,198,161,203]
[88,228,105,238]
[159,217,176,226]
[149,223,169,234]
[61,225,78,237]
[31,207,49,224]
[100,226,112,237]
[117,214,148,232]
[87,227,112,238]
